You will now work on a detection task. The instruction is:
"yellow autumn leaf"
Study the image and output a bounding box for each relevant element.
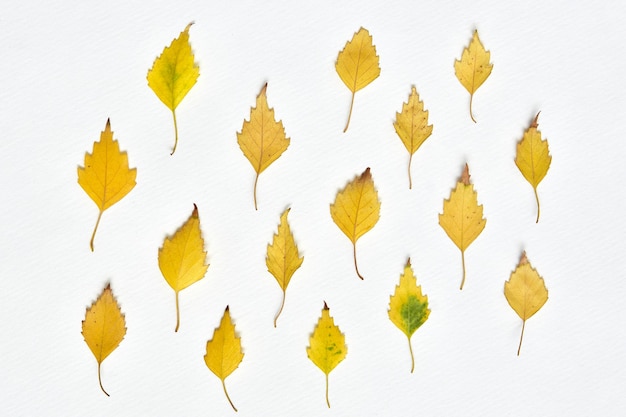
[307,302,347,408]
[388,259,430,373]
[454,30,493,123]
[147,22,199,155]
[266,208,304,327]
[504,252,548,356]
[393,86,433,189]
[336,27,381,132]
[330,168,381,280]
[204,306,244,412]
[78,119,137,252]
[82,283,126,396]
[237,83,290,210]
[438,164,486,290]
[515,112,552,223]
[158,204,209,332]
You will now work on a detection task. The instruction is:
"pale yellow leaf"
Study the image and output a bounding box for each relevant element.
[82,283,126,396]
[454,30,493,122]
[515,112,552,223]
[237,83,290,210]
[307,302,347,408]
[388,259,430,372]
[330,168,380,280]
[266,208,303,327]
[77,119,137,251]
[393,86,433,189]
[158,204,209,332]
[438,164,486,290]
[147,22,199,154]
[336,27,381,132]
[204,306,244,412]
[504,252,549,355]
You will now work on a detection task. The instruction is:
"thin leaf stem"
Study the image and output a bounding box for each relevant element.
[517,319,526,356]
[469,93,477,123]
[343,90,356,132]
[460,250,466,290]
[408,337,415,373]
[353,242,364,280]
[222,378,238,412]
[534,187,541,223]
[174,291,180,332]
[171,109,179,155]
[90,210,104,252]
[98,362,110,396]
[253,172,260,210]
[325,373,330,408]
[408,153,414,189]
[274,290,286,328]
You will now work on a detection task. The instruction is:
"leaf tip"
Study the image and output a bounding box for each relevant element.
[225,305,230,312]
[260,82,268,96]
[184,21,195,33]
[105,118,111,129]
[361,167,372,181]
[531,111,541,128]
[519,251,529,266]
[323,301,329,310]
[192,203,199,217]
[406,257,411,267]
[461,163,471,185]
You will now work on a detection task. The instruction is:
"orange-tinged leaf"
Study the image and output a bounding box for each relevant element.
[393,86,433,189]
[158,204,209,332]
[454,30,493,122]
[504,252,548,356]
[147,22,199,155]
[438,164,486,290]
[307,302,347,408]
[388,259,430,373]
[82,283,126,396]
[330,168,380,280]
[515,112,552,223]
[204,306,243,412]
[266,208,303,327]
[336,27,381,132]
[78,119,137,252]
[237,83,290,210]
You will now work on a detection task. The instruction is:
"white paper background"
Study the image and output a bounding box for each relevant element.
[1,0,625,415]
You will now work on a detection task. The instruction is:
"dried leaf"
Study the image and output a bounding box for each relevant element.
[504,252,549,355]
[438,164,486,290]
[82,283,126,396]
[388,259,430,373]
[454,30,493,122]
[307,302,347,408]
[330,168,380,279]
[515,112,552,223]
[204,306,243,412]
[336,27,381,132]
[237,83,290,210]
[78,119,137,251]
[266,208,303,327]
[393,86,433,189]
[158,204,209,332]
[147,22,199,155]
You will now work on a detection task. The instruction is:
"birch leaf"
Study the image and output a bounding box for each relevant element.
[147,22,199,155]
[388,259,430,373]
[307,302,347,408]
[438,164,486,290]
[393,86,433,189]
[81,283,126,396]
[336,27,381,132]
[237,83,290,210]
[266,208,303,327]
[330,168,380,280]
[454,30,493,122]
[204,306,243,412]
[158,204,209,332]
[515,112,552,223]
[504,252,548,355]
[77,119,137,252]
